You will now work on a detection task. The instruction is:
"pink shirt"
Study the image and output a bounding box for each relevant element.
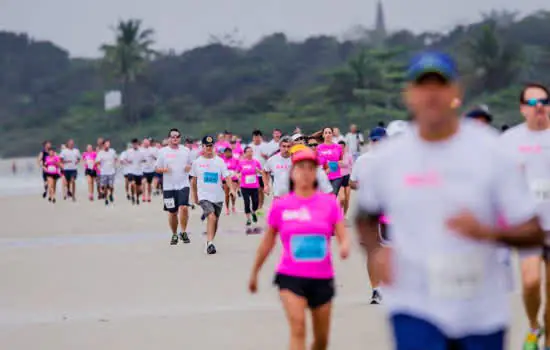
[44,155,61,175]
[268,192,344,279]
[232,143,244,159]
[223,156,240,181]
[237,159,262,188]
[215,141,231,155]
[317,143,343,180]
[340,151,353,176]
[82,151,97,170]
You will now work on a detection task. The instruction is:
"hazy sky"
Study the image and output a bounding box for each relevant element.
[1,0,548,57]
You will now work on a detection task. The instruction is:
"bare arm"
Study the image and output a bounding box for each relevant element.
[191,177,198,203]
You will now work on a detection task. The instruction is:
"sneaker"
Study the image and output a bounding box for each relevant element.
[523,328,543,350]
[170,234,179,245]
[105,198,109,206]
[252,213,258,223]
[109,194,114,203]
[256,209,265,217]
[225,208,230,215]
[370,290,382,305]
[179,232,191,244]
[127,194,131,200]
[201,214,206,221]
[246,219,252,226]
[42,191,47,199]
[206,242,217,255]
[136,197,140,205]
[232,206,236,213]
[191,204,196,210]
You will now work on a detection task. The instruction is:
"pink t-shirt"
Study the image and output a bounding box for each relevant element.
[268,192,344,279]
[340,152,353,176]
[44,155,61,175]
[224,156,240,181]
[82,151,97,170]
[215,141,231,155]
[317,143,343,180]
[237,158,262,188]
[232,143,243,159]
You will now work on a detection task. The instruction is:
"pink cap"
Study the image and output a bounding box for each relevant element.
[291,149,318,164]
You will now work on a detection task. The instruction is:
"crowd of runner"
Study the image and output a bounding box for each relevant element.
[34,50,550,350]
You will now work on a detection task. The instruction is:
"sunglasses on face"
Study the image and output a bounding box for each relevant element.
[308,143,318,147]
[524,98,550,107]
[169,134,181,139]
[204,144,213,148]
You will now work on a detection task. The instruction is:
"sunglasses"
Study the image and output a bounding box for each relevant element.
[204,144,213,148]
[308,143,318,147]
[524,98,550,107]
[169,134,181,139]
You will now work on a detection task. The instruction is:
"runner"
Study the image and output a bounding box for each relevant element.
[337,140,353,217]
[264,128,282,158]
[126,138,146,205]
[236,146,262,227]
[59,139,81,201]
[248,147,350,350]
[191,135,235,255]
[141,137,158,203]
[355,51,544,350]
[215,133,230,156]
[263,136,292,199]
[152,140,164,195]
[82,145,97,201]
[95,137,104,199]
[344,124,365,161]
[37,140,51,199]
[317,127,344,196]
[43,147,62,203]
[119,145,131,200]
[499,82,550,350]
[95,139,117,206]
[231,136,243,159]
[155,128,193,245]
[249,130,269,213]
[222,147,239,214]
[332,127,345,143]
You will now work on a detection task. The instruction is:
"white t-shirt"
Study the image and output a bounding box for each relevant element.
[500,123,550,231]
[357,120,537,337]
[264,140,280,158]
[126,148,145,175]
[345,132,364,154]
[350,151,375,184]
[276,167,333,196]
[190,156,230,203]
[264,153,292,196]
[141,147,158,173]
[96,149,117,176]
[249,142,270,168]
[59,148,81,171]
[119,151,129,175]
[155,145,193,191]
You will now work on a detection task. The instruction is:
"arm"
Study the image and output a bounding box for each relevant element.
[191,176,198,204]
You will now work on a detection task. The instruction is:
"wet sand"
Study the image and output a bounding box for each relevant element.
[0,180,531,349]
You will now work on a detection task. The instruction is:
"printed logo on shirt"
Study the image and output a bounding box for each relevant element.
[404,171,441,187]
[282,207,312,221]
[519,145,542,153]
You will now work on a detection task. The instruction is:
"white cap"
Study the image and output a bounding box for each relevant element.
[386,120,408,137]
[291,133,304,142]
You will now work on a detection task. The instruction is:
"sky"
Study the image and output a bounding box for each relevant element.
[1,0,549,58]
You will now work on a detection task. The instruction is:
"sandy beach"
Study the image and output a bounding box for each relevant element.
[0,170,531,349]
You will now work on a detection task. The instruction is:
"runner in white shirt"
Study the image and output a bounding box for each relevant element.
[499,82,550,350]
[263,137,292,198]
[141,138,158,203]
[155,128,194,246]
[356,52,544,349]
[344,124,365,161]
[95,139,118,206]
[332,127,345,143]
[264,128,282,158]
[249,129,269,212]
[126,138,146,205]
[59,139,80,201]
[191,135,235,255]
[119,145,131,200]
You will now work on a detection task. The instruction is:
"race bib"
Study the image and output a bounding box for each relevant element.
[87,159,95,168]
[203,172,219,184]
[163,198,175,209]
[244,175,257,184]
[530,179,550,202]
[427,253,484,300]
[290,234,328,262]
[47,165,56,173]
[328,161,338,173]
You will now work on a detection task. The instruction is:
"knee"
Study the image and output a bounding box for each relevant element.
[290,320,306,340]
[522,271,541,292]
[179,207,189,215]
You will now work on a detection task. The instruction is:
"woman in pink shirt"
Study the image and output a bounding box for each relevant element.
[231,137,243,159]
[82,144,97,201]
[337,140,353,215]
[317,127,344,196]
[222,147,240,214]
[43,147,62,203]
[215,133,230,156]
[248,148,350,350]
[237,146,262,226]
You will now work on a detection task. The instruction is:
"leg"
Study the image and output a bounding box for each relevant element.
[521,255,542,330]
[251,188,259,213]
[224,183,230,209]
[87,175,93,198]
[342,187,351,215]
[459,329,506,350]
[544,249,550,347]
[310,302,332,350]
[242,188,252,220]
[280,290,308,350]
[178,206,189,232]
[206,213,217,242]
[391,314,448,350]
[168,212,178,235]
[47,177,55,199]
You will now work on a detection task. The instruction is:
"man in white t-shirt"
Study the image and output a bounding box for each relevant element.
[119,144,132,200]
[141,138,158,202]
[264,128,282,158]
[356,51,544,349]
[95,139,118,206]
[59,139,81,201]
[249,129,269,211]
[155,128,194,246]
[263,136,292,198]
[191,135,234,255]
[126,138,146,205]
[345,124,365,161]
[499,83,550,349]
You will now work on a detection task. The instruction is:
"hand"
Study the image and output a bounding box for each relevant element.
[164,167,171,174]
[446,210,492,241]
[248,273,258,293]
[339,240,350,260]
[372,247,393,285]
[184,165,191,173]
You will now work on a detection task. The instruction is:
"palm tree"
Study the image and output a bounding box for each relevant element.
[100,19,156,123]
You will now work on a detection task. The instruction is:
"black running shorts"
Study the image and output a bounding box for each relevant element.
[143,172,155,184]
[163,187,190,213]
[273,273,334,309]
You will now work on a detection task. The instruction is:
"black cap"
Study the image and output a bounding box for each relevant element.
[465,109,493,123]
[131,138,139,143]
[202,135,215,145]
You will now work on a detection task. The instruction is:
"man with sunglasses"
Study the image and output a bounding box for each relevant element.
[263,136,292,199]
[155,128,193,246]
[356,52,544,350]
[500,83,550,350]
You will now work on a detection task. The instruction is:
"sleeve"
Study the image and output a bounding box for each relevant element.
[264,158,272,173]
[267,200,281,230]
[316,168,333,193]
[220,159,230,178]
[190,161,197,177]
[256,160,262,170]
[357,155,384,214]
[350,163,360,183]
[155,151,164,169]
[492,149,538,226]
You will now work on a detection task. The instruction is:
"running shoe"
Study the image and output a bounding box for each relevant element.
[131,196,136,205]
[206,242,217,255]
[105,198,109,206]
[252,213,258,223]
[109,194,114,203]
[225,208,230,215]
[232,206,236,214]
[523,328,543,350]
[246,219,252,226]
[170,234,179,245]
[256,209,265,217]
[201,214,206,221]
[127,194,131,200]
[191,204,196,210]
[52,198,56,204]
[136,197,140,205]
[42,191,47,199]
[179,232,191,244]
[370,290,382,305]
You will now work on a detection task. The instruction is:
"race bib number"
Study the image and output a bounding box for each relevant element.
[47,165,56,173]
[290,234,328,262]
[163,198,175,209]
[244,175,257,184]
[530,179,550,202]
[203,172,219,184]
[427,253,484,300]
[328,161,338,173]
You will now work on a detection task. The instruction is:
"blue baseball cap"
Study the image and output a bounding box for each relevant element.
[369,126,387,141]
[407,51,458,82]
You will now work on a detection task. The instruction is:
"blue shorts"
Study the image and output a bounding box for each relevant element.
[391,314,505,350]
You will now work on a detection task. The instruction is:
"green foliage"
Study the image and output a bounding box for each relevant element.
[0,11,550,156]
